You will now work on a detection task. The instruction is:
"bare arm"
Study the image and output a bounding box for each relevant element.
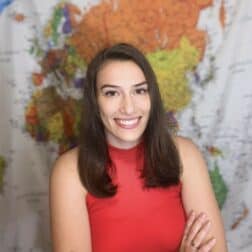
[176,136,227,251]
[49,148,92,252]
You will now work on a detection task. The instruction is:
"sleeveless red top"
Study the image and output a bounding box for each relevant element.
[86,142,186,252]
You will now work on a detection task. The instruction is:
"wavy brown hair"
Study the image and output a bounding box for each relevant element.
[78,43,181,197]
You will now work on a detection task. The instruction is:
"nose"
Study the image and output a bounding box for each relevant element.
[119,93,135,115]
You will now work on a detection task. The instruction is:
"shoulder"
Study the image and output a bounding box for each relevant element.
[51,147,78,177]
[173,136,210,187]
[173,136,215,209]
[49,147,92,251]
[50,147,86,195]
[173,135,204,173]
[173,135,201,156]
[54,147,78,167]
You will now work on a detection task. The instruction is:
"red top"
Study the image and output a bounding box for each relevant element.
[86,142,186,252]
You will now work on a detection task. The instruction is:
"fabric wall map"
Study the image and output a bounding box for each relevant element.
[0,0,252,251]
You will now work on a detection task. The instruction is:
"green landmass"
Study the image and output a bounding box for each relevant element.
[209,162,228,209]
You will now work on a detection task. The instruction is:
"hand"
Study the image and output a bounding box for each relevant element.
[179,211,216,252]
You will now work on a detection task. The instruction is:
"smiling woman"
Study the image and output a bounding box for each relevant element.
[49,43,227,252]
[96,60,151,148]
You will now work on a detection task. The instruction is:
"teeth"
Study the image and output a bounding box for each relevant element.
[117,118,138,126]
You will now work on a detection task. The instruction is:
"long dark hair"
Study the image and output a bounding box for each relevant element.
[78,43,181,197]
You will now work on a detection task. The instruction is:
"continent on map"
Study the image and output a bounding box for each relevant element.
[0,155,6,193]
[220,0,226,28]
[26,0,225,153]
[209,162,228,209]
[68,0,213,110]
[206,145,224,157]
[147,37,199,111]
[14,13,25,22]
[25,86,82,153]
[43,2,82,46]
[205,145,228,208]
[26,2,86,153]
[231,206,249,230]
[69,0,213,62]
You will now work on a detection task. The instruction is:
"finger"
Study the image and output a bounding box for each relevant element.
[186,212,207,244]
[199,238,216,252]
[183,241,198,252]
[180,211,197,251]
[183,210,196,238]
[191,220,211,249]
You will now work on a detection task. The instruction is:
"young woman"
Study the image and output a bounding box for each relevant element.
[49,43,227,252]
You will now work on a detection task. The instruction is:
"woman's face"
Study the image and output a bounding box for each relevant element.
[96,60,151,149]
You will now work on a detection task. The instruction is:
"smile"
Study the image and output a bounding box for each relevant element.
[114,117,141,129]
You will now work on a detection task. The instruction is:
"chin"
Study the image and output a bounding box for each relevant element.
[108,133,143,148]
[118,133,143,144]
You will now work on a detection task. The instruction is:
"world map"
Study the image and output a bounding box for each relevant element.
[24,0,228,206]
[1,0,252,251]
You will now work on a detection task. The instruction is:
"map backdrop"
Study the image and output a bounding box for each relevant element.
[0,0,252,251]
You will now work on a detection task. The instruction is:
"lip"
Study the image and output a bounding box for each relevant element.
[114,117,141,129]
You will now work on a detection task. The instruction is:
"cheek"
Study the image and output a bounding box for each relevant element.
[146,98,151,111]
[136,97,151,113]
[97,99,115,120]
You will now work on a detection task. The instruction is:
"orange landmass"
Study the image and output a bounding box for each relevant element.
[32,73,44,86]
[66,3,82,27]
[220,0,226,28]
[26,105,38,125]
[196,0,213,8]
[13,13,26,22]
[62,104,75,138]
[69,0,213,62]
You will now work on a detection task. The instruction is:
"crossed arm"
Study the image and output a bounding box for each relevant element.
[176,136,228,251]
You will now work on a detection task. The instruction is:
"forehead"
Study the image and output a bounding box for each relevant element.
[96,60,146,87]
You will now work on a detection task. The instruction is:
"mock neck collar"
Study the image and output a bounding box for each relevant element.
[108,141,144,160]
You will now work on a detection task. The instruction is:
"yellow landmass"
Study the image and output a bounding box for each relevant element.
[25,86,82,146]
[47,112,64,142]
[147,37,200,111]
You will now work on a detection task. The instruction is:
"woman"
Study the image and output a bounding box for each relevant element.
[49,43,227,251]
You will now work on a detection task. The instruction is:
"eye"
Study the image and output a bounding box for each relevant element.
[103,90,119,97]
[135,87,149,95]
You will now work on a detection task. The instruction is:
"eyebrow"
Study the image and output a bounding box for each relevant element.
[99,81,148,90]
